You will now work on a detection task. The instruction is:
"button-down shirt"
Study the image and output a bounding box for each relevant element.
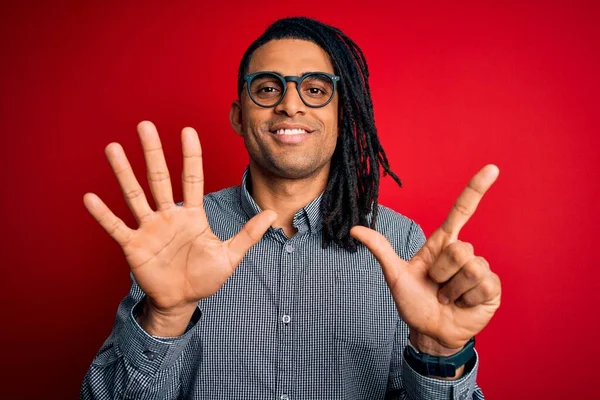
[81,169,483,400]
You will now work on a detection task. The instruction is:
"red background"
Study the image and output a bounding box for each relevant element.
[1,1,598,398]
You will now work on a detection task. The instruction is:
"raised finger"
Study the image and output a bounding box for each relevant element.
[428,241,474,284]
[437,256,489,304]
[227,210,278,264]
[181,127,204,208]
[83,192,134,245]
[441,164,499,241]
[105,142,153,223]
[137,121,174,210]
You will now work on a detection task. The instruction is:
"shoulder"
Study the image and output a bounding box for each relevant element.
[374,204,426,261]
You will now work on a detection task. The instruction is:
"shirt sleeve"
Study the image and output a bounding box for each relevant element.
[80,273,202,400]
[384,221,485,400]
[398,351,483,400]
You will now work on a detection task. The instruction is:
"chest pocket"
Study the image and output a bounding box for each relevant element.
[334,267,399,349]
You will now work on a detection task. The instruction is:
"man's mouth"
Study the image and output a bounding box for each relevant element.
[268,125,313,144]
[274,128,309,135]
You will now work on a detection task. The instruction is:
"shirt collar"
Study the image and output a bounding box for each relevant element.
[239,167,323,235]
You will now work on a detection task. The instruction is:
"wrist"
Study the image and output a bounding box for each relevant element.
[136,298,198,337]
[409,330,464,356]
[407,330,474,380]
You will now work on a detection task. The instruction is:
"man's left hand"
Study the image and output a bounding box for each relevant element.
[350,165,501,357]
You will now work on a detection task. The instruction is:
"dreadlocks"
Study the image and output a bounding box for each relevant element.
[237,16,402,252]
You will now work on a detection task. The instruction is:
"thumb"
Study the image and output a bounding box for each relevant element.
[350,226,408,285]
[227,210,278,264]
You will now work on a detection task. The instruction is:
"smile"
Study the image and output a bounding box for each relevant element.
[275,128,308,135]
[270,129,312,144]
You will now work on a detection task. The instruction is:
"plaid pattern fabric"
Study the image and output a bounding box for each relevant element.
[81,168,484,400]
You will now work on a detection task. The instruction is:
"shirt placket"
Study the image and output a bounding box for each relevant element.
[276,234,300,400]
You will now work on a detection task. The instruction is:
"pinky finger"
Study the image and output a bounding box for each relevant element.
[83,193,134,246]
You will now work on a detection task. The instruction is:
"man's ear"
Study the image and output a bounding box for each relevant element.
[229,100,243,137]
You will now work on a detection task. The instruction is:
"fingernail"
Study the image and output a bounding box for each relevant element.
[439,294,450,305]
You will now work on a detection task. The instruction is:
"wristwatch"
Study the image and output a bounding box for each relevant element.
[404,337,476,378]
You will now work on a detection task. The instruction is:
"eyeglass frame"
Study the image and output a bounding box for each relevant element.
[243,71,341,109]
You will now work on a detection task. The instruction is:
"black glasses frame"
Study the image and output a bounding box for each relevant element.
[243,71,341,108]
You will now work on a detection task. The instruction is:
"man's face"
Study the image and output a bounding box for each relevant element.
[230,39,339,180]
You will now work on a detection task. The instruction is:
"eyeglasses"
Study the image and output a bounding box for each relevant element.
[243,71,340,108]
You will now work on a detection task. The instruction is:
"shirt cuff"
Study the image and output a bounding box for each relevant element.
[402,348,479,400]
[116,297,202,376]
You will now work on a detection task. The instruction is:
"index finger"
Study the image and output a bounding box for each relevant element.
[441,164,499,240]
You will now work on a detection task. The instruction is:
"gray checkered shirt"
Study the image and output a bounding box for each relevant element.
[81,168,484,400]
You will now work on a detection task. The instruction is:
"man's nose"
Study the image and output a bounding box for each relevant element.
[274,83,306,116]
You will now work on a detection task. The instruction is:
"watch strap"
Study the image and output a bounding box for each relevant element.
[404,337,476,378]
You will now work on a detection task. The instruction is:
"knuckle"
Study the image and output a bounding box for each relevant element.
[491,272,502,295]
[447,242,468,265]
[242,223,260,242]
[182,174,204,184]
[465,241,474,254]
[459,295,476,307]
[453,200,471,217]
[428,268,445,284]
[462,262,481,282]
[156,200,174,209]
[138,211,153,223]
[420,244,436,265]
[107,220,121,235]
[148,170,170,182]
[477,256,490,271]
[479,277,496,298]
[124,187,144,200]
[494,272,502,290]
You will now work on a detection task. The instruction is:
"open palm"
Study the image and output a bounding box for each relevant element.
[83,121,275,313]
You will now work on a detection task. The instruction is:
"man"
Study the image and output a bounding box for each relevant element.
[81,17,500,399]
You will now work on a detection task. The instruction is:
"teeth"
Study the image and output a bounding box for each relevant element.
[276,128,307,135]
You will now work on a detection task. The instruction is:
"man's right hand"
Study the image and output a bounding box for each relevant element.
[83,121,276,336]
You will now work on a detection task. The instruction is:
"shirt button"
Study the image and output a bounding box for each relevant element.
[142,350,156,361]
[282,315,291,324]
[284,243,294,253]
[280,395,289,400]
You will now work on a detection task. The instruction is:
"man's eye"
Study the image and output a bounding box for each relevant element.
[255,85,282,95]
[304,86,327,96]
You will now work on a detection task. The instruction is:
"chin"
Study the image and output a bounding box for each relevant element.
[258,157,330,180]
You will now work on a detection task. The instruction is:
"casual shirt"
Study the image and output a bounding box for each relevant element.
[81,168,483,400]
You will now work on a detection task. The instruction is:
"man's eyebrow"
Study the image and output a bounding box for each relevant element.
[246,70,284,76]
[250,70,329,77]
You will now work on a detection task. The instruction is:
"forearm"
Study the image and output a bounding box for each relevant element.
[81,279,202,399]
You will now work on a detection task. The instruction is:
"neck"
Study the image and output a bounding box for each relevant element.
[248,162,329,238]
